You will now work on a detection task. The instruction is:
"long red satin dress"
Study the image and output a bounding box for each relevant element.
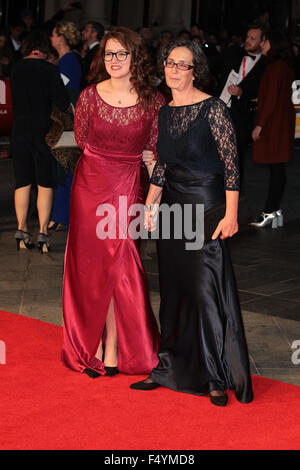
[62,84,165,375]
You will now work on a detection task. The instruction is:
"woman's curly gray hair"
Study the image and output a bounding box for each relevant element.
[158,39,210,90]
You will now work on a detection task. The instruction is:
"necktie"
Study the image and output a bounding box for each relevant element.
[242,53,256,79]
[245,52,256,60]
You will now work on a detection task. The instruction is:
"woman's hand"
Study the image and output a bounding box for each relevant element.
[252,125,262,142]
[142,150,156,178]
[212,215,238,240]
[142,150,155,167]
[212,190,239,240]
[144,204,159,232]
[144,184,163,231]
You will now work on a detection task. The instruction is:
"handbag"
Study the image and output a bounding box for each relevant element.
[52,147,82,174]
[47,103,77,149]
[45,104,81,173]
[52,130,77,149]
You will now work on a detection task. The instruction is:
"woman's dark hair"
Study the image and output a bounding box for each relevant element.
[20,29,51,57]
[88,26,157,110]
[158,40,210,90]
[263,31,293,66]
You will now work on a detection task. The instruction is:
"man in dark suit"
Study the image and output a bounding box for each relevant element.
[220,22,266,188]
[81,21,104,89]
[7,18,26,62]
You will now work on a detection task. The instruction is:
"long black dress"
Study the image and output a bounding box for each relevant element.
[149,97,253,403]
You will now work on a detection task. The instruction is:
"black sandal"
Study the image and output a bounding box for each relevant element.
[15,230,34,250]
[104,366,119,377]
[84,368,101,378]
[130,378,161,390]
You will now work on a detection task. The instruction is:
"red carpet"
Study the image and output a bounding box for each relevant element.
[0,309,300,450]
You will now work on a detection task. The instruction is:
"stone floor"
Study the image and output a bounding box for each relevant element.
[0,146,299,386]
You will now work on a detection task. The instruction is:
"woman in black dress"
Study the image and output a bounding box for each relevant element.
[130,40,253,407]
[10,30,69,252]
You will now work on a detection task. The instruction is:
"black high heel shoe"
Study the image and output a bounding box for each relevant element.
[48,222,67,232]
[104,366,119,377]
[130,378,161,390]
[84,368,101,379]
[48,222,59,232]
[37,233,50,254]
[15,230,34,251]
[209,391,228,407]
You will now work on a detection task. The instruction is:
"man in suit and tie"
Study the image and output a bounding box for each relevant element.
[81,21,104,89]
[220,22,266,188]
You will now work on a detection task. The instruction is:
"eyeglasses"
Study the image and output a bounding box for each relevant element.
[164,60,194,71]
[104,51,130,62]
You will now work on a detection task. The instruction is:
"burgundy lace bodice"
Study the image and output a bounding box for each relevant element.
[74,84,165,157]
[151,97,240,191]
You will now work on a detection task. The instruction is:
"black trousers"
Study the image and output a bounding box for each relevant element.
[230,108,255,192]
[264,163,286,213]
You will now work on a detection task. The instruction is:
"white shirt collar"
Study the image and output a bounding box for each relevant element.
[11,37,21,50]
[89,41,99,50]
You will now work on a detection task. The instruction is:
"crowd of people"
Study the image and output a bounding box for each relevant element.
[1,2,297,407]
[1,4,299,86]
[2,5,297,228]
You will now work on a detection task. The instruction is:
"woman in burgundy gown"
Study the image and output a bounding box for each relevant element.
[62,27,164,377]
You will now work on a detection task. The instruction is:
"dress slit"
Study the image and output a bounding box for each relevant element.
[96,296,118,364]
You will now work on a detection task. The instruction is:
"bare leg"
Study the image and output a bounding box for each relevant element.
[95,339,103,361]
[37,186,54,234]
[94,299,118,365]
[209,389,228,406]
[210,390,226,396]
[104,298,118,367]
[14,185,31,232]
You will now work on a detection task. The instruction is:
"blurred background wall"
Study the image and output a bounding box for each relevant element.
[0,0,297,36]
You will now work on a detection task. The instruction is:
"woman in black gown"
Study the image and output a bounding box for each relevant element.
[130,40,253,407]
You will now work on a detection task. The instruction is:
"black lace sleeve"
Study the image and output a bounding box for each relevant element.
[207,99,240,191]
[150,155,166,187]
